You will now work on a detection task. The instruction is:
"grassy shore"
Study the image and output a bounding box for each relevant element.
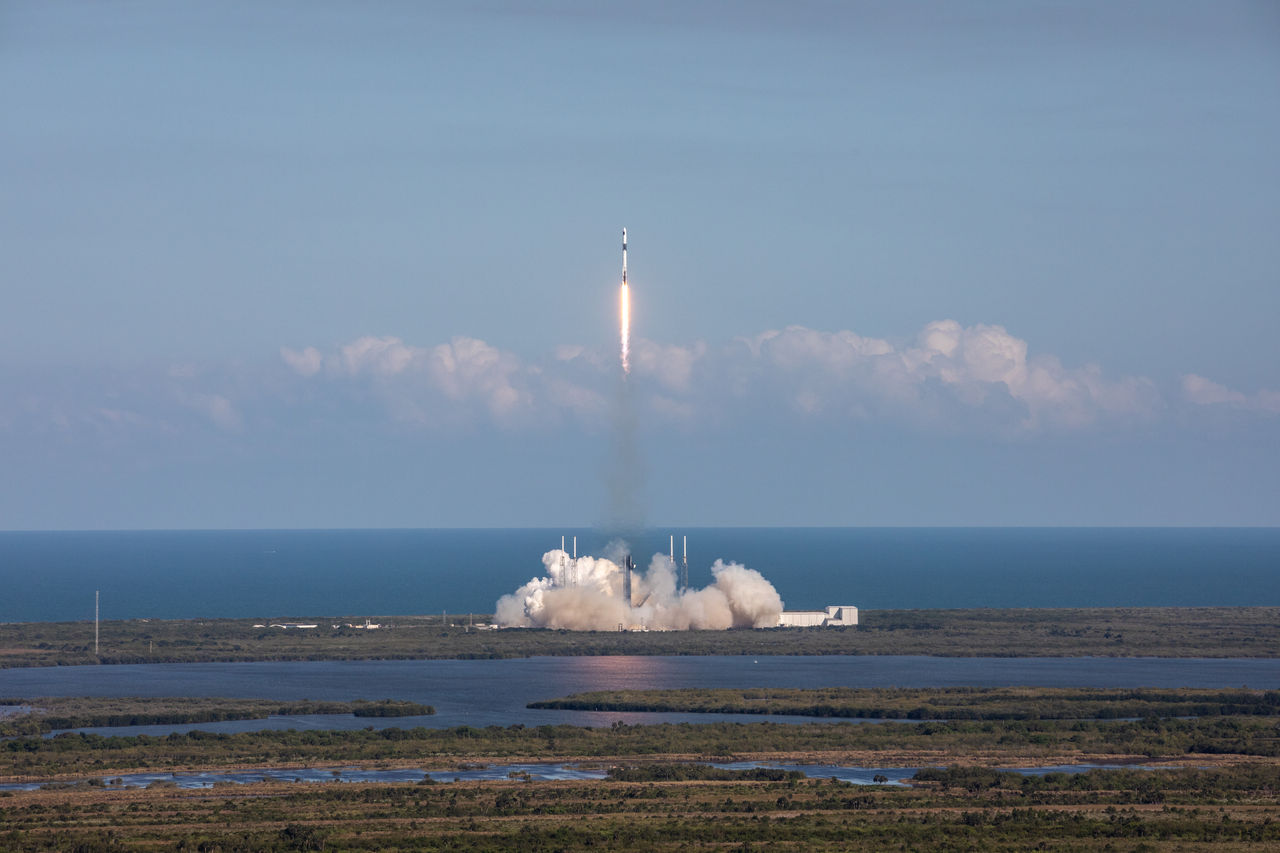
[3,606,1280,668]
[530,686,1280,720]
[0,697,433,737]
[6,713,1280,780]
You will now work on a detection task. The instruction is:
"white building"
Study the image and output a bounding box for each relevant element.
[777,605,858,627]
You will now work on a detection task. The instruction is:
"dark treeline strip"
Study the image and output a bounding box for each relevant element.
[3,765,1280,851]
[349,700,434,717]
[606,763,806,782]
[913,764,1280,798]
[3,606,1280,670]
[5,716,1280,779]
[531,686,1280,720]
[0,697,433,737]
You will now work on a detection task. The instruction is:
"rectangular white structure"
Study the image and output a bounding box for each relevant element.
[824,605,858,626]
[777,606,858,627]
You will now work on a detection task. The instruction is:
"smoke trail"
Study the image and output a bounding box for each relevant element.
[603,228,641,529]
[494,546,784,630]
[605,375,645,530]
[607,265,641,529]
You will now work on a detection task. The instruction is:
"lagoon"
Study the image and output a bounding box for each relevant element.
[5,655,1280,734]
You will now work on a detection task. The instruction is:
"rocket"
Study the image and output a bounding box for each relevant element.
[622,553,634,607]
[619,227,632,376]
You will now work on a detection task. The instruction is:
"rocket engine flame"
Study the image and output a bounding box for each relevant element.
[494,546,784,630]
[619,227,630,376]
[620,282,631,375]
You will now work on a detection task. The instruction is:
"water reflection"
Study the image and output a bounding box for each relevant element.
[0,760,1160,792]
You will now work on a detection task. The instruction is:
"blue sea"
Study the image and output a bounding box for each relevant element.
[1,528,1277,622]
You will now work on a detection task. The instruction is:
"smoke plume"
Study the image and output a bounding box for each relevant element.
[494,545,784,630]
[605,379,645,530]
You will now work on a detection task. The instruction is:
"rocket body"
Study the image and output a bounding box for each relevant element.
[622,554,634,607]
[622,228,627,285]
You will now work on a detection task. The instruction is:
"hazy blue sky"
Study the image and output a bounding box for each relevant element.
[2,1,1278,529]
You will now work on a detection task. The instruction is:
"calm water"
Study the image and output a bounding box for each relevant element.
[4,656,1280,734]
[1,527,1278,621]
[3,761,1138,791]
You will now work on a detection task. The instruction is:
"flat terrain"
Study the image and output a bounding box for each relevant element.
[3,606,1279,668]
[0,697,433,737]
[530,686,1280,720]
[5,690,1280,781]
[3,766,1280,850]
[4,691,1280,849]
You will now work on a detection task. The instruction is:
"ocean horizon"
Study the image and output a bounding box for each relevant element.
[2,527,1277,623]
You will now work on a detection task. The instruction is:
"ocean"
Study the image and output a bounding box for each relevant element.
[1,527,1277,622]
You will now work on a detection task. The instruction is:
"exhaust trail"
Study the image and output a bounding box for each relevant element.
[619,227,630,375]
[606,227,643,530]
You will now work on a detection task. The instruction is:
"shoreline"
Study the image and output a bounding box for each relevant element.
[4,750,1267,787]
[4,606,1280,667]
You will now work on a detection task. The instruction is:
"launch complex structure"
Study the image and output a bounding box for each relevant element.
[557,535,689,609]
[552,533,856,628]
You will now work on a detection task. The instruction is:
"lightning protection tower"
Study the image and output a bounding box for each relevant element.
[681,536,689,591]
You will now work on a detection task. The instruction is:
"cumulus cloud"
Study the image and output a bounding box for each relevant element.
[1182,374,1280,414]
[279,334,584,426]
[913,321,1160,427]
[274,321,1172,433]
[630,339,707,393]
[177,391,243,431]
[280,346,323,377]
[338,336,423,377]
[0,320,1268,441]
[427,336,528,417]
[734,320,1159,429]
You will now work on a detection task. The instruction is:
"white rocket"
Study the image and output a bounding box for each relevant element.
[622,228,627,285]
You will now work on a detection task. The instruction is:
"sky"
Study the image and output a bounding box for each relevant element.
[2,1,1278,529]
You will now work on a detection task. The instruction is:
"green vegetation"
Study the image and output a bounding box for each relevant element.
[6,715,1280,780]
[0,697,433,737]
[350,700,435,718]
[912,763,1280,797]
[2,765,1279,850]
[605,763,806,782]
[532,686,1280,720]
[3,691,1280,850]
[3,606,1280,667]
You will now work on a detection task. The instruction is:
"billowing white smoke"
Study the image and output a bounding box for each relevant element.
[494,546,784,630]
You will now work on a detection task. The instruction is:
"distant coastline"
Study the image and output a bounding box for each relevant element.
[3,606,1279,669]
